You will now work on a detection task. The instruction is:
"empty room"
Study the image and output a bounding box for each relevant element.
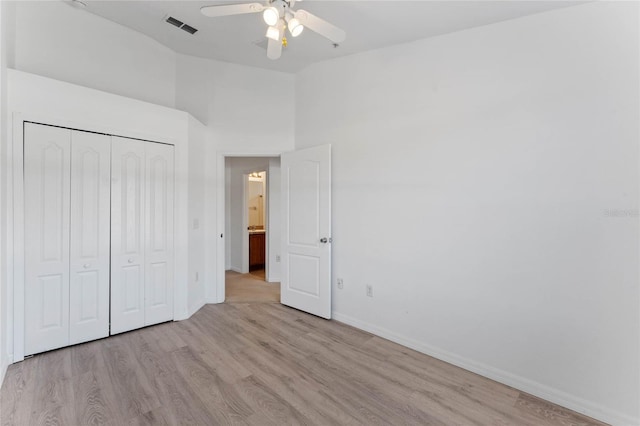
[0,0,638,425]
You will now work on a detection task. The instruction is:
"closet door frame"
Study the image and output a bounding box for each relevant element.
[11,113,177,362]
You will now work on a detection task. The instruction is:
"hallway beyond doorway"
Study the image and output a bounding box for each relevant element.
[225,270,280,303]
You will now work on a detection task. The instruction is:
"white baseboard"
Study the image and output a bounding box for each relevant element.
[0,354,9,389]
[187,299,206,318]
[228,266,243,274]
[332,311,637,426]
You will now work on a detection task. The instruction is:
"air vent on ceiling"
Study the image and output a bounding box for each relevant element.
[165,16,198,35]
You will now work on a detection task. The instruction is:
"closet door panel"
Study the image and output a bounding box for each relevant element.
[69,131,111,344]
[111,137,146,334]
[24,123,71,355]
[144,143,174,326]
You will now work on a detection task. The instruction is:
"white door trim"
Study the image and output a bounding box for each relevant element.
[242,169,269,275]
[10,112,177,362]
[215,151,282,304]
[241,172,248,274]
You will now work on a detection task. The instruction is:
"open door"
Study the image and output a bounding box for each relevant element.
[281,145,331,319]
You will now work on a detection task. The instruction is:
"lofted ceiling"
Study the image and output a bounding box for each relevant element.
[82,0,584,73]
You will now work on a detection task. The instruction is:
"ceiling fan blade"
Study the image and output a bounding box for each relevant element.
[294,9,345,44]
[267,36,283,60]
[200,3,264,18]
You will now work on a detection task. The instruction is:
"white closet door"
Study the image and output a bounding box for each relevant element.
[111,137,146,334]
[144,142,174,326]
[69,131,111,344]
[24,123,71,355]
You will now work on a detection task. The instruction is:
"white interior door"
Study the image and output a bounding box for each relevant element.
[24,123,72,355]
[144,142,174,326]
[111,137,146,334]
[281,145,332,319]
[69,130,111,344]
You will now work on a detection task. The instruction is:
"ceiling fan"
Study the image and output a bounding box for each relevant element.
[200,0,346,60]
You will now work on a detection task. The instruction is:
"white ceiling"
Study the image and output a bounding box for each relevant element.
[83,0,584,73]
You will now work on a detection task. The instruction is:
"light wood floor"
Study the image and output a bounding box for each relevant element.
[248,269,266,280]
[1,303,607,426]
[225,270,280,303]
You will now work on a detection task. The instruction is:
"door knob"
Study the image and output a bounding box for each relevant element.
[83,263,91,269]
[128,258,134,263]
[320,237,330,243]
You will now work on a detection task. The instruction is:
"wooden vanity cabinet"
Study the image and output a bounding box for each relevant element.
[249,232,266,270]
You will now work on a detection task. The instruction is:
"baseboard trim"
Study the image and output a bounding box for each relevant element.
[0,354,9,389]
[229,267,243,274]
[187,299,206,318]
[332,311,637,426]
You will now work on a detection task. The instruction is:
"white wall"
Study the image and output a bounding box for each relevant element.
[225,162,232,270]
[175,53,295,152]
[295,2,639,425]
[8,1,176,108]
[0,0,9,386]
[267,158,282,282]
[187,116,208,316]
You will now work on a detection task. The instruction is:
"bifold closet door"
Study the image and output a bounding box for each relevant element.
[24,124,72,355]
[144,142,174,326]
[69,131,111,345]
[24,124,111,356]
[111,138,146,334]
[111,137,174,334]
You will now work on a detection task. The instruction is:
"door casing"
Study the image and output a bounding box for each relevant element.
[216,152,282,303]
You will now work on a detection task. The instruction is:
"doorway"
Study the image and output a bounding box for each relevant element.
[224,157,281,303]
[247,171,266,279]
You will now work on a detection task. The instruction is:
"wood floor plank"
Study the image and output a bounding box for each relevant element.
[0,357,39,426]
[146,370,218,426]
[514,392,605,426]
[225,270,280,304]
[234,349,349,425]
[70,339,107,378]
[100,335,161,421]
[169,345,254,425]
[234,375,311,425]
[125,407,170,426]
[29,349,75,426]
[0,303,609,426]
[152,326,186,354]
[73,370,120,425]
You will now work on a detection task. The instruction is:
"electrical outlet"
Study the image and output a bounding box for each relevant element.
[366,285,373,297]
[337,278,344,289]
[193,218,200,229]
[276,255,281,262]
[195,272,199,282]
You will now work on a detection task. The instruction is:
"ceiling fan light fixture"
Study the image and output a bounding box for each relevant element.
[263,6,280,26]
[265,25,280,41]
[288,18,304,37]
